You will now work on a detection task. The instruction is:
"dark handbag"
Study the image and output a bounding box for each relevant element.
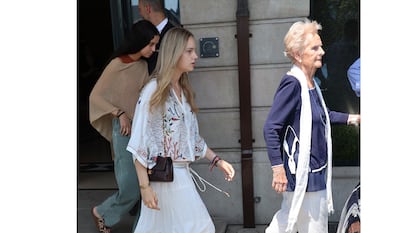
[147,156,173,182]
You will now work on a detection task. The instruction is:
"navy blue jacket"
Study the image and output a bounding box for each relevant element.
[263,74,348,191]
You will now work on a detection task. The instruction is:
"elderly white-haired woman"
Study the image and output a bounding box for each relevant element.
[263,19,360,233]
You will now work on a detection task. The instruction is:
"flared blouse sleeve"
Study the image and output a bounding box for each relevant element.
[127,79,208,168]
[127,79,161,169]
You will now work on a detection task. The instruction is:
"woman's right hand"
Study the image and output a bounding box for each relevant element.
[140,185,160,210]
[119,114,131,136]
[135,160,159,210]
[271,165,288,193]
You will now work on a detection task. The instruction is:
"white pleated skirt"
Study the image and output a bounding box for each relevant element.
[133,163,215,233]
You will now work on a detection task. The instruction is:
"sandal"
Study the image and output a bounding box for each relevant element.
[91,207,112,233]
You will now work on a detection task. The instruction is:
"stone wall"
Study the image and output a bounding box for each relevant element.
[180,0,359,224]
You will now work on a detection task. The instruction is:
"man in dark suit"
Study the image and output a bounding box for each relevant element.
[138,0,180,74]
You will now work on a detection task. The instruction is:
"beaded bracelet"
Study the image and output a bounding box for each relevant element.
[209,155,221,171]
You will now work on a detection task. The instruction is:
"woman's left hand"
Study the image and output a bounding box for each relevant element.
[217,160,235,181]
[347,114,360,126]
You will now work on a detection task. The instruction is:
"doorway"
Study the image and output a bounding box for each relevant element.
[78,0,114,170]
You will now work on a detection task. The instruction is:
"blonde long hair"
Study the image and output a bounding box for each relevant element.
[149,27,198,113]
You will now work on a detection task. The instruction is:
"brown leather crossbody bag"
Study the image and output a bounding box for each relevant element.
[147,156,173,182]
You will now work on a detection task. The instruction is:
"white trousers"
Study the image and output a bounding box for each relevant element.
[265,190,328,233]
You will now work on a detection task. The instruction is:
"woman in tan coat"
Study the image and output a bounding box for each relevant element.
[89,20,159,233]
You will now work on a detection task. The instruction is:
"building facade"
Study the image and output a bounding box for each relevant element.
[78,0,360,226]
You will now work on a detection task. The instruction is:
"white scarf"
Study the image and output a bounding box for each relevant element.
[286,65,333,232]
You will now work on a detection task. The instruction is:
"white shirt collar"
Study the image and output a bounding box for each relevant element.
[156,18,168,33]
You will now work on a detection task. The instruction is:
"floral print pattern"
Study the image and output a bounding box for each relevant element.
[127,79,207,168]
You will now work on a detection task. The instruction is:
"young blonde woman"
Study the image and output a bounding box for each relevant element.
[127,27,235,233]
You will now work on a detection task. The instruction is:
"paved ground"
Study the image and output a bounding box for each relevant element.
[78,170,337,233]
[77,170,266,233]
[78,189,268,233]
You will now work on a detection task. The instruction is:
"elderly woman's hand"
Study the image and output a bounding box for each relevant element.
[347,114,360,126]
[272,165,288,193]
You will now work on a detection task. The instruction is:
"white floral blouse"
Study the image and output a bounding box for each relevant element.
[127,79,207,169]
